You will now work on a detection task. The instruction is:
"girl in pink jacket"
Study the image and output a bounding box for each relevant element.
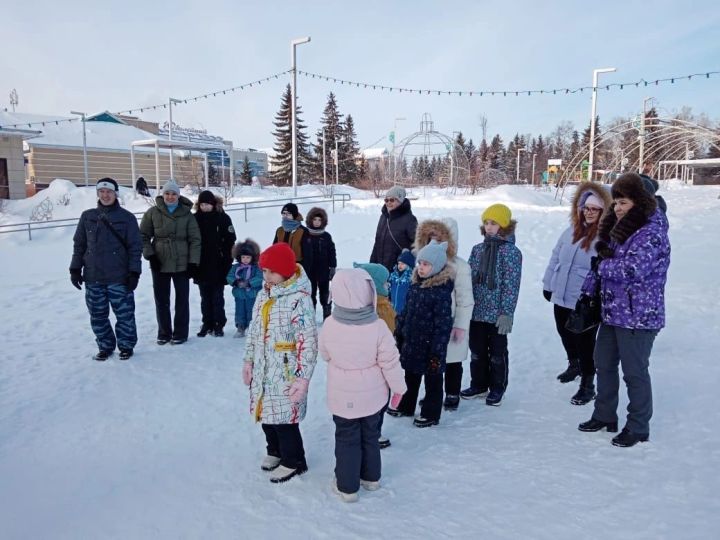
[319,268,407,503]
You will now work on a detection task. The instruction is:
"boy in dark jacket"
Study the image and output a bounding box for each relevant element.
[227,239,263,338]
[305,207,337,319]
[388,240,454,427]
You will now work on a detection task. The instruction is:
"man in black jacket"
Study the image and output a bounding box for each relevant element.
[70,178,142,361]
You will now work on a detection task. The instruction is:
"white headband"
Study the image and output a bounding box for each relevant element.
[96,181,117,192]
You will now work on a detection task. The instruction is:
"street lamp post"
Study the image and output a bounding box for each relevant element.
[639,96,655,173]
[588,67,616,182]
[70,111,89,187]
[322,127,327,187]
[335,139,340,185]
[168,97,182,179]
[291,36,311,197]
[392,117,405,185]
[531,152,537,186]
[516,147,527,183]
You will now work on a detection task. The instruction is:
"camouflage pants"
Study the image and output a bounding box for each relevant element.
[85,283,137,352]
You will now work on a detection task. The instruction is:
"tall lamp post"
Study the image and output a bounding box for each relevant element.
[531,152,537,186]
[168,97,182,179]
[516,147,527,183]
[588,67,616,181]
[639,96,655,173]
[391,117,405,184]
[70,111,89,187]
[291,36,311,197]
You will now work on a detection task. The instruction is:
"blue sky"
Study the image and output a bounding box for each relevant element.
[2,0,719,150]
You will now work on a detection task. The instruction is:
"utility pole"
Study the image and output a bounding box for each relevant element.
[168,97,181,179]
[639,96,654,173]
[588,67,616,181]
[322,127,327,186]
[291,36,311,197]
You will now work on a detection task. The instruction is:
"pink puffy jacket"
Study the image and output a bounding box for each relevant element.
[319,269,407,419]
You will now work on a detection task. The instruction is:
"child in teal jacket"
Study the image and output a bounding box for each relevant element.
[227,239,263,338]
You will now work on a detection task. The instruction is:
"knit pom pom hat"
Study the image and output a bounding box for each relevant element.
[259,243,297,279]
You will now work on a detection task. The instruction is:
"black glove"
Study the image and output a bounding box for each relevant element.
[595,241,614,260]
[186,263,199,279]
[148,255,161,272]
[70,269,83,290]
[543,289,552,302]
[329,267,336,280]
[126,272,140,292]
[590,256,600,272]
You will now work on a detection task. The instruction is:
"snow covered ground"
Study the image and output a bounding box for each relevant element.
[1,181,719,539]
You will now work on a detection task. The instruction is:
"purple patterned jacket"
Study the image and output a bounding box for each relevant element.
[581,210,670,330]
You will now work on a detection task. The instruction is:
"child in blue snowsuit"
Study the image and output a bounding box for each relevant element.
[227,239,263,338]
[388,248,415,315]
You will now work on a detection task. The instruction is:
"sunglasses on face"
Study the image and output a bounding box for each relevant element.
[583,206,602,214]
[384,198,398,203]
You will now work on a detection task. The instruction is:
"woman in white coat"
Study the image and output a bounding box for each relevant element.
[542,182,611,405]
[413,218,474,410]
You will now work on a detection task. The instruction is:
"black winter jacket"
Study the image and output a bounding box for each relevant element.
[70,200,142,285]
[195,210,236,285]
[370,198,418,272]
[306,231,337,282]
[396,264,455,375]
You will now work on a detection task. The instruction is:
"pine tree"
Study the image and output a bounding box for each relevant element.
[241,156,253,184]
[489,135,505,171]
[340,114,360,183]
[270,84,312,186]
[313,92,344,182]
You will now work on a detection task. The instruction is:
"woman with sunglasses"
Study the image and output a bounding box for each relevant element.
[542,182,611,405]
[369,186,418,273]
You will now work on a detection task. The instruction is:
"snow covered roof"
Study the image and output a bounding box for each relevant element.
[1,111,162,152]
[361,147,389,159]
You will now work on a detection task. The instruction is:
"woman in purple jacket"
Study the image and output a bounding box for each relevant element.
[577,173,670,447]
[543,182,611,405]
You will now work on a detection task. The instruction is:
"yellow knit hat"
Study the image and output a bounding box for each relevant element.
[481,204,512,228]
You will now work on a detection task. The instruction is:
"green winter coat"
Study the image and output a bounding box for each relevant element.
[140,196,201,273]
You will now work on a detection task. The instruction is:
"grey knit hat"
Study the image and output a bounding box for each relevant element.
[162,179,180,194]
[385,185,406,203]
[416,239,448,277]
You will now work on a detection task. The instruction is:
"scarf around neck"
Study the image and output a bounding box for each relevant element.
[235,263,252,281]
[477,235,502,290]
[332,305,378,325]
[308,227,326,236]
[282,218,301,232]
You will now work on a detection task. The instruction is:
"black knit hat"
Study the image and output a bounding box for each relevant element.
[281,202,299,219]
[96,177,119,192]
[198,190,216,206]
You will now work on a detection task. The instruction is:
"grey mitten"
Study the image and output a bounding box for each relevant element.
[496,314,513,335]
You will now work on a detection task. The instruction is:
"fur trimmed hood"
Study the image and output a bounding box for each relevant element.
[193,195,225,213]
[414,219,458,259]
[232,238,261,264]
[570,182,612,227]
[306,206,328,229]
[411,260,456,288]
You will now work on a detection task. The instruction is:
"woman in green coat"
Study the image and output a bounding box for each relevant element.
[140,179,201,345]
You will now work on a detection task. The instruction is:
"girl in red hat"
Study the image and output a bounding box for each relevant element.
[241,242,318,483]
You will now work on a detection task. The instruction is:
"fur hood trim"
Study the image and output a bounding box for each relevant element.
[411,260,456,288]
[306,206,328,228]
[414,219,458,259]
[571,182,612,227]
[232,238,261,263]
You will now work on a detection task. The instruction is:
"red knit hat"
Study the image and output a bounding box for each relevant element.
[259,243,297,278]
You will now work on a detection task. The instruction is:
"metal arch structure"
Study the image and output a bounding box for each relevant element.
[556,116,720,203]
[391,113,470,191]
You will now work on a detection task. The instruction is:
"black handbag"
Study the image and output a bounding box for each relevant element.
[565,293,601,334]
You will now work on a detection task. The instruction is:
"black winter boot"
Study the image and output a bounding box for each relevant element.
[557,358,581,383]
[570,374,596,405]
[197,324,212,337]
[322,303,332,320]
[213,322,224,337]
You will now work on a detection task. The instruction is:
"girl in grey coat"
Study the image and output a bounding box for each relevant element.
[543,182,611,405]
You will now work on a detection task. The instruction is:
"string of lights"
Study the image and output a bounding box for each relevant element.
[2,70,292,129]
[297,69,720,97]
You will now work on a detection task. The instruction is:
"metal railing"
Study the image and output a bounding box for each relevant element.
[0,191,351,241]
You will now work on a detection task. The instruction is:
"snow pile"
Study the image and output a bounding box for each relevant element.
[1,183,719,539]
